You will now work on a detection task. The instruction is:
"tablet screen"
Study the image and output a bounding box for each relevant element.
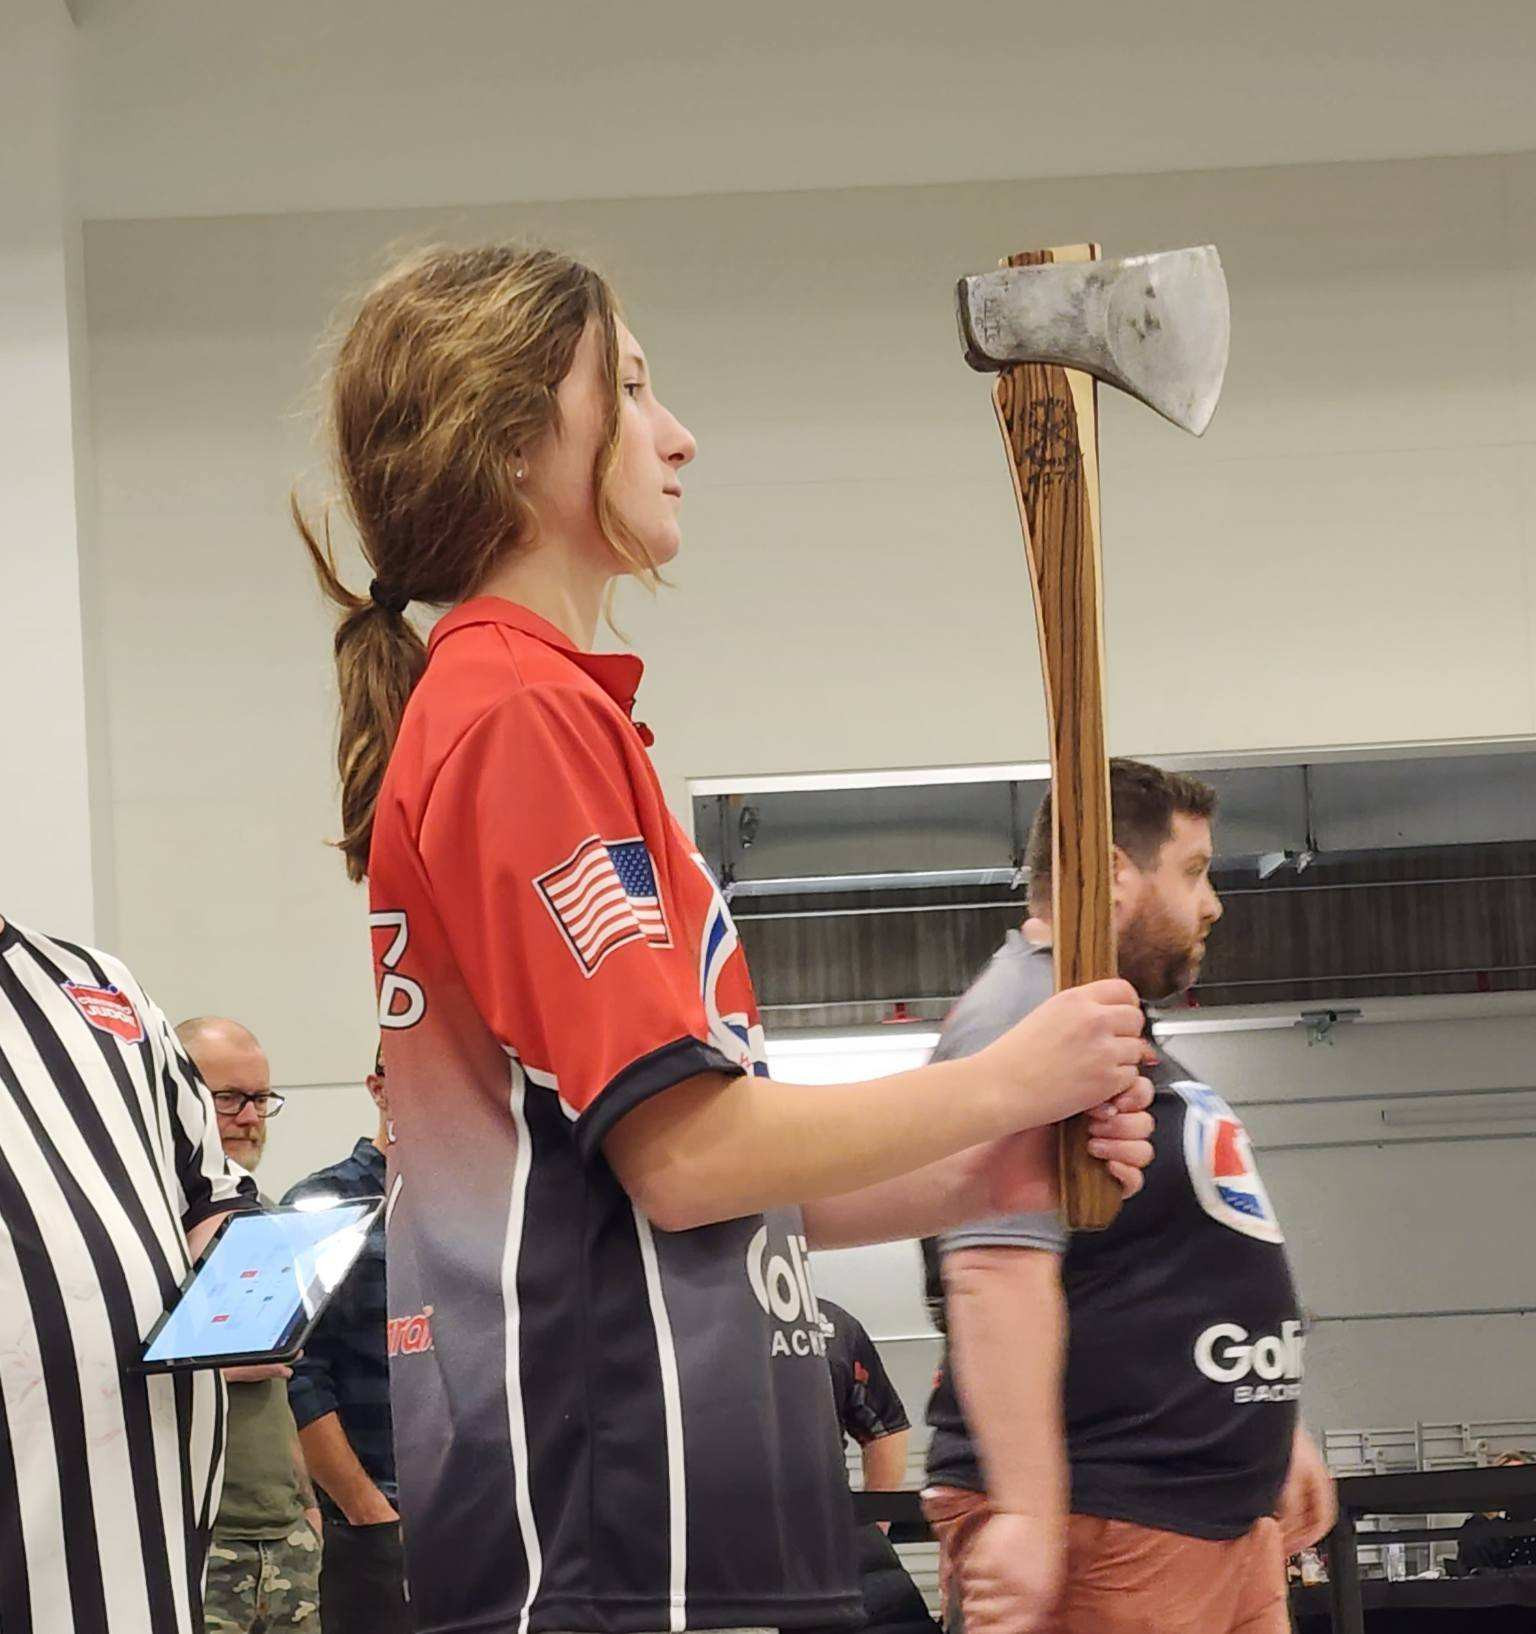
[141,1200,380,1366]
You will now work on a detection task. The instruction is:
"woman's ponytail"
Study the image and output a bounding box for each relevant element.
[295,498,427,882]
[297,243,623,880]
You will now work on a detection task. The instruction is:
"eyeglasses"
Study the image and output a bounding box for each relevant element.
[210,1090,287,1119]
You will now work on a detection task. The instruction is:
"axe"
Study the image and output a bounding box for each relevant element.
[955,243,1229,1230]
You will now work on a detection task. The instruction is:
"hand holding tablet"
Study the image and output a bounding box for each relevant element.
[134,1199,382,1373]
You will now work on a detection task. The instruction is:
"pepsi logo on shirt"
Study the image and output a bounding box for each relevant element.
[1174,1079,1284,1245]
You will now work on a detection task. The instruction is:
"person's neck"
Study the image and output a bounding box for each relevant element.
[371,1121,388,1155]
[475,541,614,651]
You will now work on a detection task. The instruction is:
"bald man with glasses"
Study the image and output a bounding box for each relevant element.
[175,1019,290,1173]
[175,1017,321,1634]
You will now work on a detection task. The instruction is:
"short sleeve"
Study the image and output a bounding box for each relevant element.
[938,1210,1068,1257]
[823,1302,908,1444]
[418,684,743,1160]
[846,1323,910,1443]
[928,946,1065,1257]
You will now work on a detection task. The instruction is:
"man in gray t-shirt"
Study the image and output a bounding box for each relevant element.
[923,760,1335,1634]
[927,931,1070,1266]
[918,931,1066,1337]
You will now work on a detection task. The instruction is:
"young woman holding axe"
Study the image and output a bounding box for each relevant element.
[298,242,1155,1634]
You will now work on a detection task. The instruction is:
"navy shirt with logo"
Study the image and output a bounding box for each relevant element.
[819,1299,910,1452]
[282,1138,395,1522]
[925,935,1302,1540]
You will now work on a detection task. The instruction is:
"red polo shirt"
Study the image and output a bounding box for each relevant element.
[376,596,764,1152]
[366,596,859,1634]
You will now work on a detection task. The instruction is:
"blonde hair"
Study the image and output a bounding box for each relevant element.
[297,243,657,881]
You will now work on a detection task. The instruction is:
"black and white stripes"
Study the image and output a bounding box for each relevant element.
[0,919,255,1634]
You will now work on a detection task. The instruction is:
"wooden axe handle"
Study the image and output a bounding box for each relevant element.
[991,244,1122,1233]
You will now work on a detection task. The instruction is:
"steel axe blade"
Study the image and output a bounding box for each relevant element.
[955,245,1231,436]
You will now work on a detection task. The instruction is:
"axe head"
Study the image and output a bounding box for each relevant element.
[956,245,1230,436]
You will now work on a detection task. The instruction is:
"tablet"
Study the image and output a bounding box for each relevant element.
[132,1198,383,1373]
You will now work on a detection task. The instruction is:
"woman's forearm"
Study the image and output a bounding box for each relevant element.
[604,980,1146,1233]
[802,1146,994,1250]
[605,1057,1013,1233]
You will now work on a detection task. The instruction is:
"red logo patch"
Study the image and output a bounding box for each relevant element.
[387,1306,435,1357]
[63,982,145,1045]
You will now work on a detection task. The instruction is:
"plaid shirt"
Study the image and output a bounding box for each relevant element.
[281,1138,394,1518]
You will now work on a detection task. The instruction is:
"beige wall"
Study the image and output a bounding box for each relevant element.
[1177,1010,1536,1437]
[258,1079,379,1201]
[2,0,98,943]
[83,150,1536,1084]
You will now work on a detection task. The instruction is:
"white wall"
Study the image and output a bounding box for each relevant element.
[2,0,98,942]
[258,1079,379,1202]
[1176,1009,1536,1438]
[82,151,1536,1082]
[69,1,1536,221]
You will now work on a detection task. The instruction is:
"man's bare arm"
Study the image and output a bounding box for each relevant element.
[861,1428,910,1492]
[944,1246,1071,1634]
[946,1246,1069,1520]
[297,1412,397,1525]
[292,1435,322,1533]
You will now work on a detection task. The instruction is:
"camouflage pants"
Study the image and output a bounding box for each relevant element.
[205,1524,322,1633]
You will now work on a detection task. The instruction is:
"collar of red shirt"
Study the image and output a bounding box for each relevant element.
[428,596,654,745]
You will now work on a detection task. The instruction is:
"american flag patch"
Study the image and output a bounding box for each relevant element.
[535,835,672,976]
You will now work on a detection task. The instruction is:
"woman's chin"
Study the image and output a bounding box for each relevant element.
[646,526,683,569]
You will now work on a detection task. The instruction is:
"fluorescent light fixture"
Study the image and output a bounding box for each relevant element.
[690,737,1536,801]
[729,867,1022,898]
[765,1031,943,1088]
[768,1032,942,1057]
[1153,1014,1303,1036]
[689,762,1051,797]
[1153,1007,1362,1039]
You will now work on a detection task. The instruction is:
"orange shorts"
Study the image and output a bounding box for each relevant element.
[922,1487,1289,1634]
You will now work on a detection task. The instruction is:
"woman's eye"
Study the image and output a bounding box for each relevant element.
[623,381,643,398]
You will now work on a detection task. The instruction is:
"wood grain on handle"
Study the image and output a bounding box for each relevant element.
[991,244,1122,1232]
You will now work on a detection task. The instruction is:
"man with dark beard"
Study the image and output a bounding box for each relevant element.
[920,761,1336,1634]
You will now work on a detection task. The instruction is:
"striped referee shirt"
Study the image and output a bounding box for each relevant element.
[0,918,257,1634]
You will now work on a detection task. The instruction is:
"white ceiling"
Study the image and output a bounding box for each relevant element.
[74,0,1536,221]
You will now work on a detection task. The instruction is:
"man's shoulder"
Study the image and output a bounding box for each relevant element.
[280,1146,379,1205]
[817,1297,851,1330]
[816,1299,867,1359]
[931,937,1053,1063]
[5,922,151,1009]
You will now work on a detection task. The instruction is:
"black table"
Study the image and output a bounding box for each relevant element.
[854,1478,1536,1631]
[1294,1572,1536,1631]
[1322,1466,1536,1633]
